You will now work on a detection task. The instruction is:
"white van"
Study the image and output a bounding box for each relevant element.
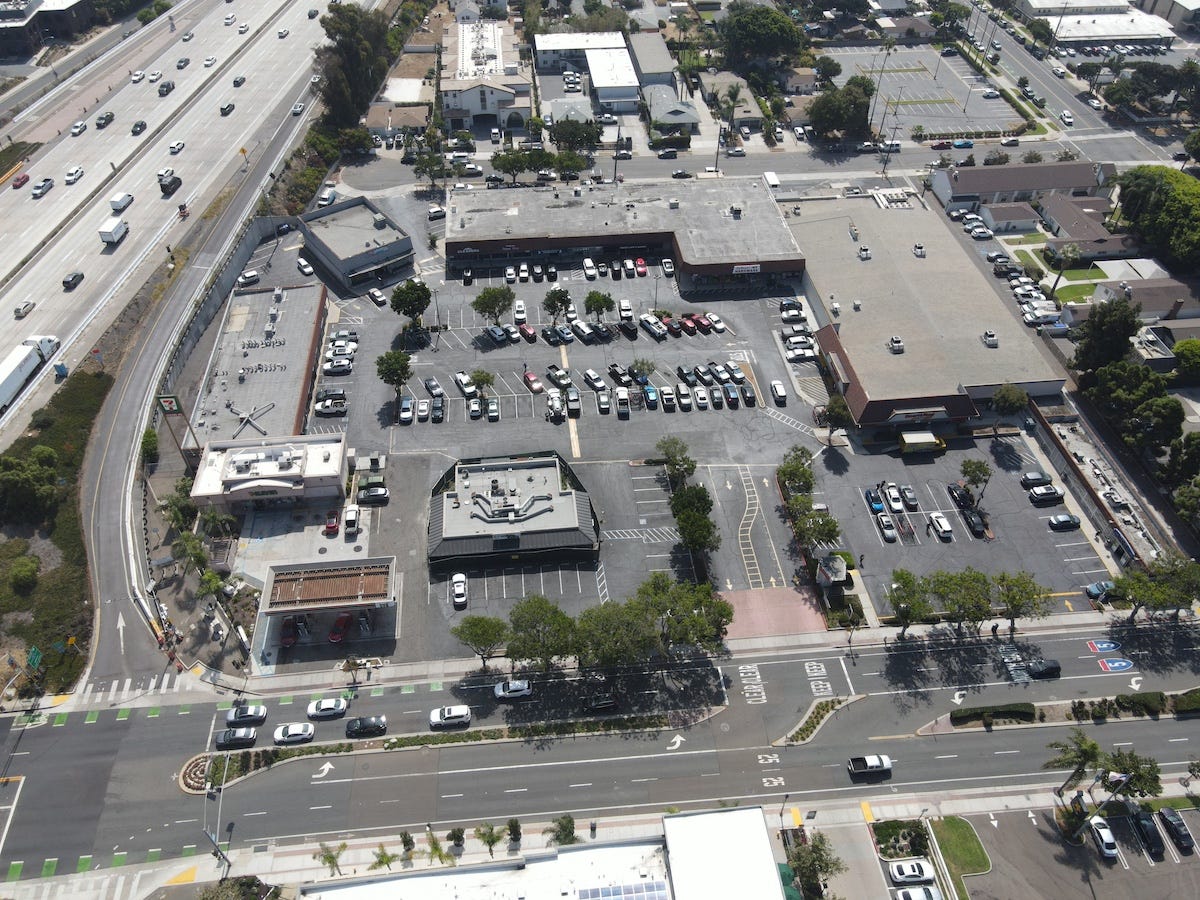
[237,270,260,287]
[317,188,336,207]
[881,140,901,153]
[618,299,633,320]
[622,259,636,278]
[109,192,134,212]
[490,128,501,143]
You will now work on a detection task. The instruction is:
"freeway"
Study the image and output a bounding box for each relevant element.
[0,621,1197,873]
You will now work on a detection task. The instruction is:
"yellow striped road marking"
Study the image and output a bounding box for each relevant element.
[861,801,875,823]
[165,866,198,885]
[791,808,803,827]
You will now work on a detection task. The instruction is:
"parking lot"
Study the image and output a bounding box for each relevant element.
[827,45,1021,137]
[818,436,1110,618]
[965,807,1200,899]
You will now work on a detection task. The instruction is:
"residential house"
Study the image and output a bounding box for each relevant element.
[780,66,818,95]
[628,32,677,89]
[979,202,1040,233]
[455,0,480,23]
[644,84,700,134]
[878,16,938,39]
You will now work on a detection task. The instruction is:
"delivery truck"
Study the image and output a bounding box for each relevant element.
[100,217,129,246]
[0,335,60,414]
[899,431,946,454]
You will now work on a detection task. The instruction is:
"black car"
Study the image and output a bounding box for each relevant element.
[95,111,115,128]
[215,727,257,750]
[233,75,246,87]
[431,395,445,422]
[423,376,444,398]
[316,387,346,403]
[345,715,387,738]
[585,692,617,711]
[546,263,558,280]
[220,102,235,116]
[1020,471,1053,488]
[676,365,698,387]
[1158,807,1195,851]
[62,270,84,290]
[1133,808,1166,856]
[1173,151,1190,162]
[618,320,638,338]
[131,120,147,135]
[740,382,757,406]
[1026,658,1061,679]
[963,508,987,537]
[608,363,632,386]
[947,484,974,509]
[541,325,562,345]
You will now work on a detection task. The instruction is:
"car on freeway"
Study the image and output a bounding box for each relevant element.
[131,70,145,83]
[327,611,352,642]
[1090,816,1118,858]
[11,173,30,189]
[30,177,53,198]
[307,697,349,719]
[297,258,313,276]
[1029,485,1065,504]
[147,70,162,82]
[952,139,973,149]
[929,512,953,540]
[430,705,472,728]
[278,28,290,37]
[215,727,257,750]
[65,166,83,184]
[62,271,84,290]
[1132,807,1166,856]
[220,103,235,116]
[346,716,387,738]
[291,103,305,116]
[181,30,193,41]
[889,860,934,884]
[69,120,87,136]
[204,55,217,67]
[494,680,532,700]
[1048,513,1081,531]
[877,513,898,542]
[884,484,903,513]
[865,488,884,513]
[239,22,249,33]
[225,705,268,726]
[900,485,919,510]
[273,723,315,745]
[357,486,389,504]
[1158,806,1195,850]
[947,484,973,509]
[176,57,190,69]
[451,573,467,609]
[1027,658,1062,679]
[233,74,246,87]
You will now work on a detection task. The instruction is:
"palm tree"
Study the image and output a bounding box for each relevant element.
[369,843,401,871]
[1172,58,1200,115]
[722,84,742,141]
[313,841,347,876]
[200,509,236,537]
[868,38,897,135]
[1044,727,1102,795]
[1048,242,1081,299]
[170,531,206,576]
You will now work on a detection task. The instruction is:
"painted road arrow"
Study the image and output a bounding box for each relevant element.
[312,761,335,779]
[667,735,686,750]
[952,690,966,705]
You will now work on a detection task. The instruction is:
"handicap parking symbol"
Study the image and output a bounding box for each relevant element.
[1087,640,1121,653]
[1098,658,1134,672]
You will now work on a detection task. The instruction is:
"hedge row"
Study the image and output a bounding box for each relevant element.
[1175,688,1200,713]
[950,702,1035,725]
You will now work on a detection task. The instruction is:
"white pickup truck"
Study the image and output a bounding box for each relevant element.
[847,755,893,778]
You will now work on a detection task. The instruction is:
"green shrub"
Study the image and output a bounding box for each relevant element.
[141,428,159,464]
[1115,692,1165,716]
[9,556,38,594]
[950,702,1035,725]
[1174,688,1200,714]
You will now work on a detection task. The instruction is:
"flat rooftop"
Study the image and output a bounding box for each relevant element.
[447,176,803,268]
[190,268,325,444]
[440,456,582,539]
[264,559,396,615]
[192,435,345,498]
[663,808,785,900]
[535,31,627,52]
[305,202,411,263]
[453,20,509,78]
[793,191,1061,396]
[1049,10,1174,40]
[586,47,639,89]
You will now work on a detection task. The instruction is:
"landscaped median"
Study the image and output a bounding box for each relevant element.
[777,695,855,745]
[180,714,673,794]
[926,687,1189,736]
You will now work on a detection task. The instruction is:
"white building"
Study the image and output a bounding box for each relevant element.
[587,47,640,112]
[441,21,532,131]
[191,434,347,514]
[534,31,627,73]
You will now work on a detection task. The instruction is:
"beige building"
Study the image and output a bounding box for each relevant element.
[191,434,347,514]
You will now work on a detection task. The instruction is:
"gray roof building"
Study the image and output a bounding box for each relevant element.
[644,84,700,131]
[931,160,1116,207]
[628,32,676,87]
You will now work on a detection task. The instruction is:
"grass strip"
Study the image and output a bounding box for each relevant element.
[930,816,989,900]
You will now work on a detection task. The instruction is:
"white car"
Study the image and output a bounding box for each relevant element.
[368,288,386,306]
[877,513,898,542]
[694,386,709,409]
[157,167,174,181]
[981,89,1000,99]
[582,257,597,279]
[518,262,530,281]
[884,483,904,513]
[148,70,163,82]
[662,258,675,277]
[451,573,467,609]
[307,698,349,719]
[204,56,217,67]
[514,299,527,323]
[297,258,314,276]
[168,141,185,154]
[1060,110,1075,125]
[505,266,517,283]
[1052,66,1067,77]
[131,70,145,83]
[1090,815,1118,859]
[889,860,934,884]
[565,303,578,322]
[238,22,250,33]
[64,166,84,184]
[417,399,430,420]
[291,103,305,116]
[69,120,86,135]
[1087,97,1103,110]
[584,369,607,391]
[278,28,290,38]
[273,722,315,745]
[493,679,532,700]
[430,705,472,728]
[929,512,953,540]
[706,313,726,333]
[970,227,995,240]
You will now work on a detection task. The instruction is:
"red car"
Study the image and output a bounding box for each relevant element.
[523,371,544,393]
[328,611,352,643]
[518,323,537,342]
[11,173,29,189]
[931,140,952,150]
[661,317,682,336]
[635,258,647,276]
[324,510,340,535]
[689,314,712,333]
[280,615,298,647]
[678,316,698,335]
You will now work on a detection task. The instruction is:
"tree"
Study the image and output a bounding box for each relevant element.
[469,369,495,399]
[777,444,815,493]
[720,4,802,65]
[475,822,507,858]
[425,829,453,866]
[392,278,432,324]
[414,150,449,191]
[450,615,510,669]
[1075,62,1104,91]
[400,831,416,857]
[1185,127,1200,164]
[543,286,572,323]
[889,569,933,638]
[1175,338,1200,380]
[507,594,575,671]
[1104,77,1136,108]
[822,394,855,440]
[1044,726,1103,794]
[1046,242,1081,300]
[369,843,401,871]
[787,495,841,549]
[446,827,465,847]
[507,817,522,844]
[631,357,657,382]
[200,509,236,537]
[548,119,602,153]
[171,531,207,576]
[544,813,580,845]
[1103,748,1162,798]
[1113,166,1200,271]
[491,149,533,183]
[576,600,659,668]
[676,508,721,555]
[990,383,1029,416]
[317,5,391,128]
[993,571,1051,633]
[669,484,713,519]
[656,436,696,488]
[552,150,589,180]
[632,573,733,654]
[471,286,515,324]
[814,55,842,82]
[1111,567,1170,623]
[584,290,615,322]
[1027,17,1054,46]
[313,841,347,876]
[1017,75,1029,90]
[1022,150,1044,164]
[929,568,990,636]
[1071,296,1141,372]
[197,569,224,603]
[376,351,414,408]
[960,459,992,500]
[787,831,847,894]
